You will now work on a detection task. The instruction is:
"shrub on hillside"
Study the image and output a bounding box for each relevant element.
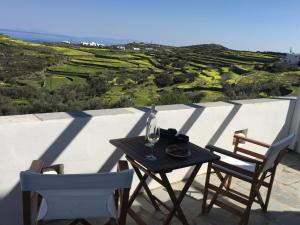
[183,73,198,82]
[231,65,248,75]
[0,96,16,115]
[112,96,134,108]
[154,73,173,87]
[156,90,190,105]
[173,74,187,84]
[185,91,205,103]
[88,77,110,97]
[160,58,171,67]
[224,79,284,99]
[172,60,186,69]
[259,62,298,73]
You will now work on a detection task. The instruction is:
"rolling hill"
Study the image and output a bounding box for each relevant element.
[0,34,299,115]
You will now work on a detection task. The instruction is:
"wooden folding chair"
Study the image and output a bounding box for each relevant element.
[20,160,133,225]
[202,134,294,225]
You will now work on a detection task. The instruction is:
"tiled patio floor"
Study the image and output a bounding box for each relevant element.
[47,151,300,225]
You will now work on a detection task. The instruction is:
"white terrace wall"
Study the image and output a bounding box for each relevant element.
[0,98,298,225]
[290,91,300,152]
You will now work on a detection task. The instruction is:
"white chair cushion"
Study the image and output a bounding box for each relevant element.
[222,157,256,172]
[42,170,58,175]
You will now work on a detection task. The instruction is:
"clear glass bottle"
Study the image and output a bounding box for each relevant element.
[145,105,157,144]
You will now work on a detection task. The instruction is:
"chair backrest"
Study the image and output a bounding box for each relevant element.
[20,170,133,220]
[262,134,294,172]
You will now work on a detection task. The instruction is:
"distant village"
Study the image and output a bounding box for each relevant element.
[62,40,299,66]
[61,40,157,52]
[115,45,155,51]
[80,41,104,47]
[62,40,104,47]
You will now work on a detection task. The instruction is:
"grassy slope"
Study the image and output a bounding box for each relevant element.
[0,34,299,109]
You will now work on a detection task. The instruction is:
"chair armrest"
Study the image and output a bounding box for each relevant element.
[234,134,271,148]
[42,164,64,174]
[29,160,44,173]
[206,145,263,165]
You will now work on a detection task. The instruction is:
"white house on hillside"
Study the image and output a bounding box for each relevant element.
[282,48,300,65]
[133,47,140,51]
[81,42,104,47]
[283,53,300,65]
[117,46,126,50]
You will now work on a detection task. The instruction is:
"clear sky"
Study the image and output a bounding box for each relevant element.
[0,0,299,52]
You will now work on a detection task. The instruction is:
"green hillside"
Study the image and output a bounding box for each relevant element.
[0,34,299,115]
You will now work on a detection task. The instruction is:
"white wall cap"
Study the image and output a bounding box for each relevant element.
[230,98,290,104]
[195,101,233,108]
[0,114,41,124]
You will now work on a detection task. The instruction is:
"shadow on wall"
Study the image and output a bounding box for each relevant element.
[98,107,150,172]
[178,104,205,134]
[183,101,242,179]
[207,101,242,146]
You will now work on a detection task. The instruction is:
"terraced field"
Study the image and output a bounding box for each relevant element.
[0,34,299,115]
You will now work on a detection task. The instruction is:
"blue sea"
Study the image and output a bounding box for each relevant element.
[0,28,133,45]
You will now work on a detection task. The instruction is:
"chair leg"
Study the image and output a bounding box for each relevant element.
[118,187,130,225]
[263,169,276,212]
[206,174,229,213]
[225,175,232,190]
[239,182,257,225]
[202,162,212,214]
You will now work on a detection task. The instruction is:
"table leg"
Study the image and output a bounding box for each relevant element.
[159,173,190,225]
[128,173,149,207]
[163,165,201,225]
[131,163,160,210]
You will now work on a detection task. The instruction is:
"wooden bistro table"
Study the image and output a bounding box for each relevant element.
[110,136,220,225]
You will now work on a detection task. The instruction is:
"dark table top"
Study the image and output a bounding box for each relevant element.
[110,136,220,173]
